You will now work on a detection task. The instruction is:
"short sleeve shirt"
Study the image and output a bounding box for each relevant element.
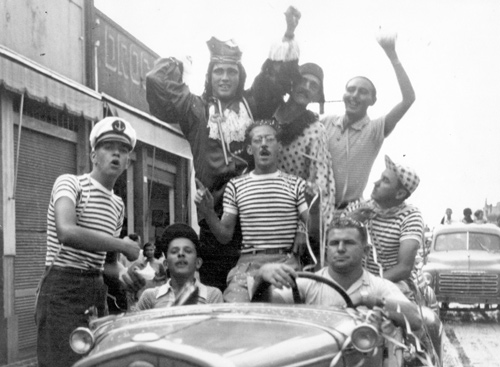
[224,170,307,249]
[322,114,385,203]
[275,268,408,307]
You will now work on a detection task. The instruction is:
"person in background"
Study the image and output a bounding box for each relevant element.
[322,30,415,211]
[136,223,222,310]
[474,209,487,224]
[35,117,143,367]
[130,242,167,304]
[440,208,453,225]
[146,6,303,291]
[462,208,473,224]
[196,120,308,302]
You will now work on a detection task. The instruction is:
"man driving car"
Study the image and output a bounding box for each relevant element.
[252,218,422,330]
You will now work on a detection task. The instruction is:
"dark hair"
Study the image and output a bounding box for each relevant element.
[276,110,317,146]
[244,119,279,144]
[474,209,484,218]
[202,61,247,102]
[346,76,377,101]
[463,208,472,216]
[327,217,368,246]
[143,242,154,251]
[156,223,200,257]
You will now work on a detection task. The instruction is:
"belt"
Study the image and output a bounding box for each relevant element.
[49,265,103,276]
[241,247,292,255]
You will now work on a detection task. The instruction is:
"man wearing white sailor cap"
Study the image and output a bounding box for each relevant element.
[36,117,143,367]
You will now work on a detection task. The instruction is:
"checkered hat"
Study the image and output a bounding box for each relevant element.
[385,155,420,194]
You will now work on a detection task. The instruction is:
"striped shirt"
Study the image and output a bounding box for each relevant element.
[45,174,124,270]
[223,170,307,249]
[365,201,424,276]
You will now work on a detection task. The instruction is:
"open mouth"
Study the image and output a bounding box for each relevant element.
[260,150,271,157]
[110,159,120,167]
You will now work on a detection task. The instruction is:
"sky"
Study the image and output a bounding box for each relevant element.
[94,0,500,226]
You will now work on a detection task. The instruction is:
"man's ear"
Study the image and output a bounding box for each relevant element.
[163,259,168,269]
[395,188,408,201]
[195,257,203,270]
[246,144,253,156]
[91,150,97,164]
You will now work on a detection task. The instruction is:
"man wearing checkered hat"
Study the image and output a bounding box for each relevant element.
[357,155,424,299]
[36,117,143,367]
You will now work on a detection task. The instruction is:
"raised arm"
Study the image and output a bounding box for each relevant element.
[247,6,302,119]
[377,31,416,137]
[146,57,201,134]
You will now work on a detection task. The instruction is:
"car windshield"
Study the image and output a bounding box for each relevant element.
[434,232,500,252]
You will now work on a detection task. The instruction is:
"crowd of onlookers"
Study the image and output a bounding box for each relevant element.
[440,207,494,225]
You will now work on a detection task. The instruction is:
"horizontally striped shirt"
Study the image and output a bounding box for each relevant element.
[45,174,124,271]
[365,201,424,277]
[223,170,307,249]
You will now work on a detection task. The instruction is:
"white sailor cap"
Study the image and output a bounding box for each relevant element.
[89,117,137,151]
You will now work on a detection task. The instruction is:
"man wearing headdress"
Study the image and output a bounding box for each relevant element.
[274,62,336,262]
[146,7,302,290]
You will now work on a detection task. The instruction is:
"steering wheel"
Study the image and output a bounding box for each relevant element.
[292,272,355,308]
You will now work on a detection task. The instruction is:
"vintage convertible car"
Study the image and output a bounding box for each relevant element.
[422,223,500,308]
[71,273,443,367]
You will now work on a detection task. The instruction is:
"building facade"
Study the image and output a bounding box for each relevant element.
[0,1,194,364]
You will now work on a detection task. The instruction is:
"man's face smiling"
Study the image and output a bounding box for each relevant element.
[291,73,321,106]
[247,125,280,174]
[343,77,375,121]
[327,227,367,274]
[211,63,240,101]
[92,141,130,178]
[165,238,201,280]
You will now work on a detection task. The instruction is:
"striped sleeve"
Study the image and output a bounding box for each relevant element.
[223,180,239,215]
[401,210,424,245]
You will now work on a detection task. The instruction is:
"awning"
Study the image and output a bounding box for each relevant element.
[0,46,102,120]
[103,95,192,160]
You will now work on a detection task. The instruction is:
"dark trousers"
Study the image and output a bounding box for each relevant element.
[198,223,241,292]
[35,267,107,367]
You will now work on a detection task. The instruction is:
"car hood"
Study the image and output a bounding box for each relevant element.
[424,250,500,271]
[75,304,358,367]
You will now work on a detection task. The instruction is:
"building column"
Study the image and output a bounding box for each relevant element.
[0,90,18,364]
[133,146,149,243]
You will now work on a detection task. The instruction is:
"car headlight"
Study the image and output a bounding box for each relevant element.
[351,324,379,353]
[70,327,94,354]
[422,272,434,287]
